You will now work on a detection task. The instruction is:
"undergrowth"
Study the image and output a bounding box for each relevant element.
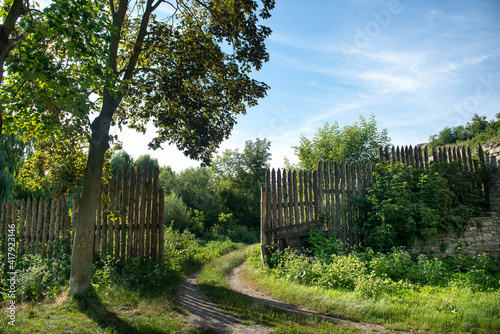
[249,231,500,333]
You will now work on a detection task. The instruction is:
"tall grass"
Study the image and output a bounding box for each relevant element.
[248,245,500,333]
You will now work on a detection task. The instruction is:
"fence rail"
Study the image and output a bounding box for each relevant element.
[261,145,489,255]
[1,167,165,261]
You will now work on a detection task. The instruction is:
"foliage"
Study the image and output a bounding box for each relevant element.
[212,138,271,228]
[1,252,71,303]
[133,154,159,172]
[252,246,500,298]
[429,113,500,147]
[307,229,345,260]
[164,192,191,230]
[358,161,486,251]
[110,150,133,176]
[292,115,391,170]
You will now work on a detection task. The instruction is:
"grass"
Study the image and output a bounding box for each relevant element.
[0,233,240,334]
[197,245,369,333]
[243,245,500,334]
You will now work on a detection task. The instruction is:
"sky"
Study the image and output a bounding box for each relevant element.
[113,0,500,172]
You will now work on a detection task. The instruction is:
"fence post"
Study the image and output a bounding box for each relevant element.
[260,185,271,268]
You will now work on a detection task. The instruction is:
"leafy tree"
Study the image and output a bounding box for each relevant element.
[173,166,217,212]
[133,154,159,172]
[164,192,190,231]
[212,138,271,227]
[3,0,275,295]
[159,165,176,192]
[293,115,391,170]
[0,0,33,133]
[110,150,133,176]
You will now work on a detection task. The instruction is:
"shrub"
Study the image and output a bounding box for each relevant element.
[7,253,71,302]
[164,192,190,230]
[359,161,485,251]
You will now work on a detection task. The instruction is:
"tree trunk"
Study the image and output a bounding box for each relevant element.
[68,94,116,295]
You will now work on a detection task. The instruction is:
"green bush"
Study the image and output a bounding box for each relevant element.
[5,253,71,302]
[164,192,190,230]
[359,161,485,251]
[253,246,499,300]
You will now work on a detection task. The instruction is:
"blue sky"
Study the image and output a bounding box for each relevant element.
[115,0,500,171]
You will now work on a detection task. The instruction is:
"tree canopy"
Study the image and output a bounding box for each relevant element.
[292,115,391,170]
[2,0,275,295]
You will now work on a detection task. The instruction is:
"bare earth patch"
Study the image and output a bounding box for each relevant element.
[177,271,271,333]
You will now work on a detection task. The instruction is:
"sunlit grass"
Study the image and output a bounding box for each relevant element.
[197,246,366,333]
[244,245,500,333]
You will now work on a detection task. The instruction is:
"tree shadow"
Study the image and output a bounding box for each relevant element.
[73,290,169,334]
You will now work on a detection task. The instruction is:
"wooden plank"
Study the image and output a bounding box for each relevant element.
[134,168,142,257]
[18,200,26,256]
[52,198,61,256]
[334,162,340,237]
[115,170,122,258]
[108,178,115,255]
[467,146,474,172]
[323,162,330,232]
[271,169,277,228]
[95,194,102,256]
[122,169,129,260]
[298,170,304,225]
[312,169,319,221]
[282,169,289,226]
[260,186,270,266]
[286,170,294,225]
[151,167,159,260]
[303,170,310,223]
[396,146,401,163]
[461,146,468,171]
[292,170,300,226]
[35,198,43,251]
[158,189,165,262]
[145,168,153,259]
[41,198,49,255]
[139,168,147,257]
[47,199,55,255]
[127,167,136,259]
[478,144,490,208]
[101,186,109,256]
[317,162,324,216]
[340,163,347,241]
[276,169,283,228]
[11,201,18,254]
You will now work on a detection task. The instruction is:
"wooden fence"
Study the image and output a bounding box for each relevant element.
[260,145,489,256]
[1,167,165,261]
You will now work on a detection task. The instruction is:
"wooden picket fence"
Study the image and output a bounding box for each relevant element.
[1,167,165,261]
[260,145,489,255]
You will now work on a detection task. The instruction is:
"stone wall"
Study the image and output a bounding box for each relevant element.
[411,212,500,260]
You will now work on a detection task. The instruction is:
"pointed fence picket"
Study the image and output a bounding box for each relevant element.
[261,145,489,257]
[1,167,165,261]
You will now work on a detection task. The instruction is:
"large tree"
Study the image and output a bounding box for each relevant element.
[4,0,274,295]
[292,115,391,170]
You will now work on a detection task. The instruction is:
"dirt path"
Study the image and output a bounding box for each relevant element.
[178,263,389,333]
[227,263,388,333]
[177,271,272,333]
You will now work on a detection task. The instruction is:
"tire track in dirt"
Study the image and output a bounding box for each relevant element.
[178,263,393,333]
[227,263,389,333]
[177,271,272,333]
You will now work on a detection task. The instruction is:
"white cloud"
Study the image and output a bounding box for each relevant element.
[359,71,422,93]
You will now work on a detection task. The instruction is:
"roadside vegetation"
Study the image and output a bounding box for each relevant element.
[247,241,500,333]
[0,228,239,333]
